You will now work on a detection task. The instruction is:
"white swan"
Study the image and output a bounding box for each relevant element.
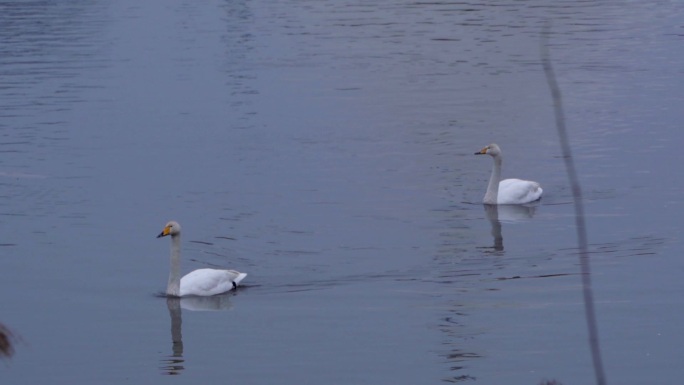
[475,143,543,205]
[157,221,247,297]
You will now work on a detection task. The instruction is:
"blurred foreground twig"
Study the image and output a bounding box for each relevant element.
[0,323,17,359]
[541,23,607,385]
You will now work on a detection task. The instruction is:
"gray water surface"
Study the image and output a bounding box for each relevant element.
[1,1,683,384]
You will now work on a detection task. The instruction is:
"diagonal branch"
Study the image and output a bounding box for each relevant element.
[541,23,607,385]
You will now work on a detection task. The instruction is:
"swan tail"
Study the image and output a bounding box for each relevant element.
[233,272,247,286]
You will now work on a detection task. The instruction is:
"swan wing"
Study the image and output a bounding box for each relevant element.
[497,178,543,204]
[179,268,247,296]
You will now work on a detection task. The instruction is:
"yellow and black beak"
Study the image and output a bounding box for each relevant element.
[157,226,170,238]
[474,147,488,155]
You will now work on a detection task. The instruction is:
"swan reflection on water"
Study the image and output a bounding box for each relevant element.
[483,203,539,252]
[160,293,236,375]
[179,294,235,311]
[161,298,184,376]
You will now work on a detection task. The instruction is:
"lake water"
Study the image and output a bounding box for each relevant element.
[1,1,683,384]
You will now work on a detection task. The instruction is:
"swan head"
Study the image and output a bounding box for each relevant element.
[474,143,501,157]
[157,221,181,238]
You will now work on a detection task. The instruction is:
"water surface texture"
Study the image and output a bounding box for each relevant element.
[1,1,683,384]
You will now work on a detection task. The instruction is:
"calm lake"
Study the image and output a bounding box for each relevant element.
[1,1,683,384]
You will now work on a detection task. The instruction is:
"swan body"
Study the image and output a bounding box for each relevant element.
[475,143,543,205]
[157,221,247,297]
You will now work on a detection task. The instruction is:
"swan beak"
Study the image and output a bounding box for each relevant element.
[475,147,488,155]
[157,226,170,238]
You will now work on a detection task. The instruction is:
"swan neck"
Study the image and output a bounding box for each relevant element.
[484,155,502,204]
[167,234,181,296]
